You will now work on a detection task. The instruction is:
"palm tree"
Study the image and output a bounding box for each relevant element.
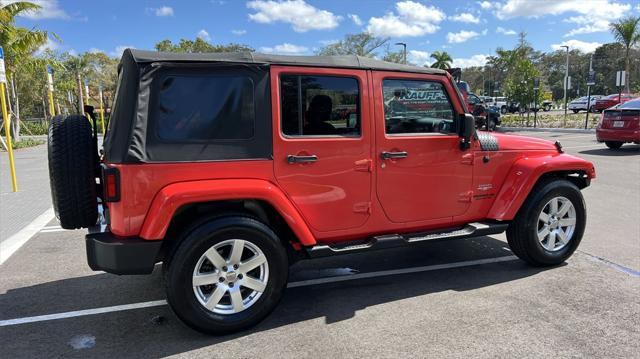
[429,51,453,69]
[1,1,52,139]
[610,16,640,93]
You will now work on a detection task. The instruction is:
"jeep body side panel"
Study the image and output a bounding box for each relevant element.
[486,153,596,220]
[107,161,276,237]
[138,179,316,245]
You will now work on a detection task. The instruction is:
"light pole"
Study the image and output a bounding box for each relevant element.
[395,42,407,64]
[561,45,569,121]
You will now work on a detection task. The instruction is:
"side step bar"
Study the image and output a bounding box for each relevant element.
[306,222,509,258]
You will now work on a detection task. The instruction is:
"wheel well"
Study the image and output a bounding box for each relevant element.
[536,170,591,190]
[161,199,302,262]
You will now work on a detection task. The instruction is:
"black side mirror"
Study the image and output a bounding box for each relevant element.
[459,113,475,150]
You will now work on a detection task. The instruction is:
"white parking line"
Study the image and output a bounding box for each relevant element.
[0,255,518,327]
[0,208,54,265]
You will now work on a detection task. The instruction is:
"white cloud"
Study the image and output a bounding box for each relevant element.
[247,0,341,32]
[496,26,517,35]
[231,29,247,35]
[260,43,309,55]
[111,45,135,57]
[348,13,363,26]
[494,0,630,36]
[366,1,446,37]
[450,12,480,24]
[477,1,496,10]
[4,0,69,19]
[452,54,489,68]
[35,37,59,55]
[154,6,174,17]
[551,39,602,53]
[407,50,431,66]
[447,30,480,44]
[197,29,211,41]
[88,48,103,54]
[319,39,339,46]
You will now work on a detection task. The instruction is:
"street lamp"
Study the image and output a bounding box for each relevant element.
[561,45,569,120]
[395,42,407,64]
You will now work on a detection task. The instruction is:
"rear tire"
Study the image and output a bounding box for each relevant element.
[47,115,98,229]
[572,110,579,114]
[506,179,586,267]
[605,141,623,150]
[165,216,288,335]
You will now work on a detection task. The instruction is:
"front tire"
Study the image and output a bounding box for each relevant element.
[165,216,288,335]
[506,179,586,267]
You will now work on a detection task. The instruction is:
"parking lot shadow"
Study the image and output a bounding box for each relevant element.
[579,145,640,156]
[0,236,552,357]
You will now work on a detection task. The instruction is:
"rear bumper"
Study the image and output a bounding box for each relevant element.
[596,128,640,143]
[86,229,162,275]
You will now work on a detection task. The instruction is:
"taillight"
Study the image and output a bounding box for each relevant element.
[102,167,120,202]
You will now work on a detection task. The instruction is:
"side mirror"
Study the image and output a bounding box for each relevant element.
[459,113,475,150]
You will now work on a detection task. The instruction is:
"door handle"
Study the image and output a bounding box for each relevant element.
[381,151,408,160]
[287,155,318,164]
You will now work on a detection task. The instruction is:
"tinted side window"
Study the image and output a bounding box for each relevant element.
[155,75,255,141]
[383,79,456,135]
[281,75,360,137]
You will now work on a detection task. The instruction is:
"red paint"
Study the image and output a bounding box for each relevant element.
[596,109,640,143]
[594,94,636,112]
[103,66,596,249]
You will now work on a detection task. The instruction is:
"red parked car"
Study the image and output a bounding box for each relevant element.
[596,98,640,149]
[593,93,635,112]
[47,50,595,335]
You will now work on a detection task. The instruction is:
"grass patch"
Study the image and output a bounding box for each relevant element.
[500,112,601,129]
[1,138,45,151]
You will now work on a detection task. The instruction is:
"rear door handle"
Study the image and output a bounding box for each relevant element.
[287,155,318,164]
[381,151,408,160]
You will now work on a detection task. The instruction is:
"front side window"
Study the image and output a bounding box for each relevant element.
[280,75,360,137]
[155,75,255,141]
[383,79,456,135]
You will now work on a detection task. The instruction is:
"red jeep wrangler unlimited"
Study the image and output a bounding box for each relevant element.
[48,49,596,334]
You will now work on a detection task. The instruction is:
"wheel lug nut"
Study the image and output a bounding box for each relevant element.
[233,264,239,270]
[219,277,225,282]
[222,266,227,271]
[229,282,234,287]
[238,274,243,279]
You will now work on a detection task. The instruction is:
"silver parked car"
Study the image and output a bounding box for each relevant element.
[568,95,602,113]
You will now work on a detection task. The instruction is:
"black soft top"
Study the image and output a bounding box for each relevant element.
[125,49,447,75]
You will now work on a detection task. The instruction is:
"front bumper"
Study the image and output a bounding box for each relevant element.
[596,128,640,143]
[86,229,162,275]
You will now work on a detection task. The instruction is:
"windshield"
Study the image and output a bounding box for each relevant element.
[618,98,640,109]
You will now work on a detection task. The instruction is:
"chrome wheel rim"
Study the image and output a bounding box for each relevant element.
[192,239,269,315]
[537,196,577,252]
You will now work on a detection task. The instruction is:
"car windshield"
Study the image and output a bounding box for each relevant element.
[618,98,640,109]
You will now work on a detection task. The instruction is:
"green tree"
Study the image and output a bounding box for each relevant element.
[429,51,452,69]
[317,33,388,57]
[154,37,253,53]
[609,16,640,93]
[0,1,53,139]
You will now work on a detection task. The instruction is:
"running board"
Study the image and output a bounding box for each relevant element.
[306,222,509,258]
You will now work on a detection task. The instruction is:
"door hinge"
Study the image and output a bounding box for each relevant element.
[458,191,473,203]
[353,202,371,214]
[354,159,372,172]
[461,153,474,165]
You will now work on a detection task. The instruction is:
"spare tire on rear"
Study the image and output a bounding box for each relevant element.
[48,115,98,229]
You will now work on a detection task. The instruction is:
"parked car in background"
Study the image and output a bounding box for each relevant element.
[467,93,501,131]
[594,94,635,112]
[568,95,603,113]
[596,98,640,149]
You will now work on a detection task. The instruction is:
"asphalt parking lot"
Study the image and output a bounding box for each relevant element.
[1,130,638,358]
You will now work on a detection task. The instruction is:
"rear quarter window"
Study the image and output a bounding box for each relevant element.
[154,74,255,141]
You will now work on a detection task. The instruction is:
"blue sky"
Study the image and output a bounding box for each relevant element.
[13,0,640,67]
